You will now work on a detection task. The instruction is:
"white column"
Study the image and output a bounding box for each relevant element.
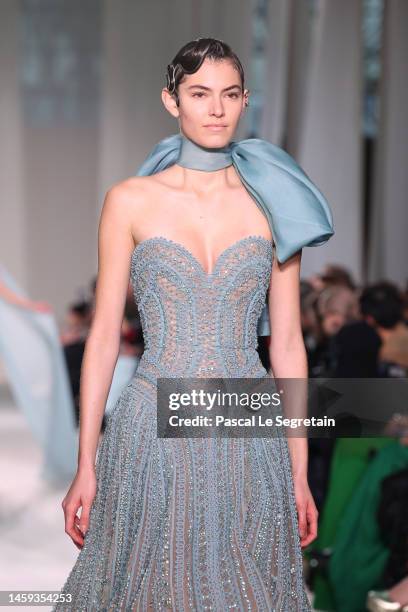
[368,0,408,286]
[296,0,363,280]
[260,0,292,144]
[98,0,188,209]
[285,0,314,154]
[0,2,26,285]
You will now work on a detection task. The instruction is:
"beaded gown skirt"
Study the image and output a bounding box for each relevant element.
[53,236,312,611]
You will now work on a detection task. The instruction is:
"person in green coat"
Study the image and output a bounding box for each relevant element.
[329,439,408,611]
[309,436,393,611]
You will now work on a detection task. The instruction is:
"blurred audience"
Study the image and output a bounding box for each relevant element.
[301,267,408,611]
[361,281,408,377]
[308,262,356,293]
[329,430,408,612]
[302,266,360,377]
[61,276,144,427]
[331,320,382,378]
[60,300,92,346]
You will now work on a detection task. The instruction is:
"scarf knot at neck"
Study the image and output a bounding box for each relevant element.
[177,133,233,171]
[136,131,335,336]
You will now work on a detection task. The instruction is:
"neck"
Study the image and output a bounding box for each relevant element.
[177,131,233,172]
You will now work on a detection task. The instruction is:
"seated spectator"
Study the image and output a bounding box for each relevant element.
[360,281,408,377]
[60,300,92,346]
[307,285,360,377]
[329,433,408,612]
[308,263,356,293]
[332,319,382,377]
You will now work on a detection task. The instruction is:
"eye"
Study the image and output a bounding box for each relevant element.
[192,92,205,98]
[227,93,240,99]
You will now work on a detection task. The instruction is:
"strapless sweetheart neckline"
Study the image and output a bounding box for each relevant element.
[131,234,273,278]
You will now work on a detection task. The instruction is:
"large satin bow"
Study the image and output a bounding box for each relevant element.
[136,133,335,336]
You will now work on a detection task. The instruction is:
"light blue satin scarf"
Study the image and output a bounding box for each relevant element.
[136,132,335,336]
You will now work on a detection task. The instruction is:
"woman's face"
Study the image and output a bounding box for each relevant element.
[162,57,248,147]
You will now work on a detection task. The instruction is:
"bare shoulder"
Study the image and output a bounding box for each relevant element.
[105,175,153,208]
[101,176,154,227]
[108,165,180,204]
[103,173,175,245]
[101,167,179,243]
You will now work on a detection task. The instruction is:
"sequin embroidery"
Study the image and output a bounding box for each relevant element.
[53,236,312,611]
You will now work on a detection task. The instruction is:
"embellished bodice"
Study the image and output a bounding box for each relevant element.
[130,235,273,381]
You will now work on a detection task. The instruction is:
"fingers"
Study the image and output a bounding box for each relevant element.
[299,501,319,548]
[74,516,86,548]
[63,500,85,549]
[79,501,91,537]
[61,492,94,549]
[297,501,307,542]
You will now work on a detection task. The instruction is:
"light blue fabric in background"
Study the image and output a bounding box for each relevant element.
[104,354,139,415]
[0,265,140,485]
[136,132,335,336]
[0,263,78,486]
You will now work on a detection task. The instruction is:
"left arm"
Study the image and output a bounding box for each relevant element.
[267,248,318,548]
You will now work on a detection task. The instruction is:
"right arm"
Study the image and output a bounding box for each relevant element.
[62,183,137,548]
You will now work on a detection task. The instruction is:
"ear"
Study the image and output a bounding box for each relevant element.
[161,88,179,119]
[243,88,250,108]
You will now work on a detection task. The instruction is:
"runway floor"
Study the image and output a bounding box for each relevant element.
[0,382,78,611]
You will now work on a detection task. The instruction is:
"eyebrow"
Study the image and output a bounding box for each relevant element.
[186,84,242,92]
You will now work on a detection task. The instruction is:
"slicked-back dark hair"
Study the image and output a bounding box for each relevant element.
[165,38,245,106]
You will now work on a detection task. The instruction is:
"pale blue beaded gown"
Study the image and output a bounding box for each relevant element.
[54,132,334,611]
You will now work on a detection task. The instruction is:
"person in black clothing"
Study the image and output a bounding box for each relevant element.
[360,281,408,377]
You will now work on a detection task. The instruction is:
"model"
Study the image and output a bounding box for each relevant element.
[53,38,334,611]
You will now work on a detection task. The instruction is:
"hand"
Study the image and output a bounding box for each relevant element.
[293,475,318,548]
[61,467,97,549]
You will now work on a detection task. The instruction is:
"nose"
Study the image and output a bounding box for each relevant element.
[209,96,225,117]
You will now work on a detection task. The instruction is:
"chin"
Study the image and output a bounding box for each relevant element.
[181,127,233,148]
[199,130,233,148]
